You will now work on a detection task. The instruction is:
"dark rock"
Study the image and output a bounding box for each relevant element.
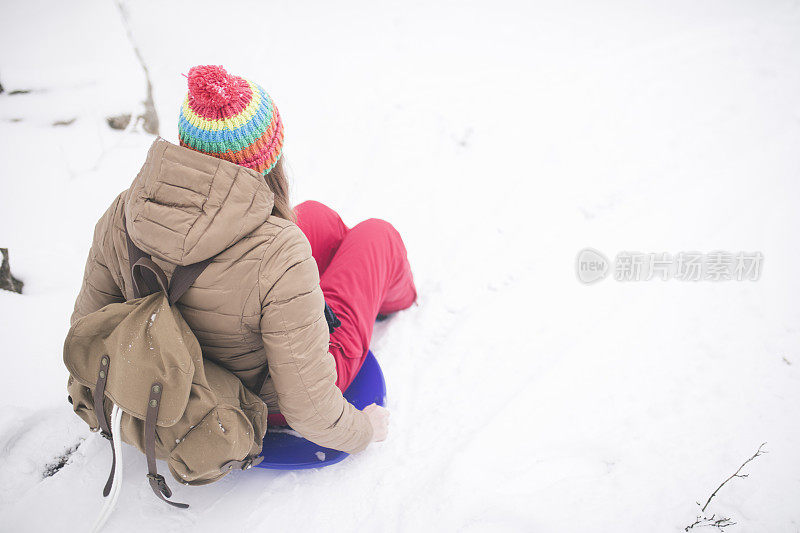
[0,80,4,94]
[107,104,158,134]
[53,118,77,127]
[0,248,24,293]
[8,89,31,95]
[106,113,132,130]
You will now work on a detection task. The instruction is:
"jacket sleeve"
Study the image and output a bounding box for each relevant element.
[258,224,373,454]
[70,197,125,326]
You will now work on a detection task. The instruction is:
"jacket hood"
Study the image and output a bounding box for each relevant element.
[125,138,274,266]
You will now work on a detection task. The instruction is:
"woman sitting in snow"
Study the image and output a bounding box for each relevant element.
[71,65,417,454]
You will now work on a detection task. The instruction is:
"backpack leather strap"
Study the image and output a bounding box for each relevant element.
[92,355,116,497]
[125,228,212,305]
[132,257,169,298]
[144,382,189,509]
[125,232,159,298]
[169,258,213,305]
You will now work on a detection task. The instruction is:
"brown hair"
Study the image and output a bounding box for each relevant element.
[264,156,295,222]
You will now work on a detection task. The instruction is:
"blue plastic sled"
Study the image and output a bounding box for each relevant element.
[254,350,386,470]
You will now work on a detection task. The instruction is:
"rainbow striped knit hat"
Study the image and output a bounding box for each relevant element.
[179,65,284,174]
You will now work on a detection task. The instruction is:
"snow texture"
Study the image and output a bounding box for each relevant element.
[1,0,800,532]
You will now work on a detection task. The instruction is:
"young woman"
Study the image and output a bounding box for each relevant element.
[71,65,417,454]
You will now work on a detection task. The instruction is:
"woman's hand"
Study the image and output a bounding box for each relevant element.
[363,403,390,442]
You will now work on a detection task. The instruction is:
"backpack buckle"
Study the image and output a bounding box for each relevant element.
[100,430,112,441]
[147,473,171,496]
[244,456,263,469]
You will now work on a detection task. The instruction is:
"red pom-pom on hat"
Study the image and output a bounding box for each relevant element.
[187,65,243,110]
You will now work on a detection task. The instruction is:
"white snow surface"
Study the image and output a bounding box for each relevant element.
[1,1,800,531]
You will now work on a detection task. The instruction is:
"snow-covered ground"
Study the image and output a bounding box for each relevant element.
[1,0,799,531]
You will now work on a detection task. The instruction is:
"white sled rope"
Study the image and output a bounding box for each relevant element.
[92,404,123,533]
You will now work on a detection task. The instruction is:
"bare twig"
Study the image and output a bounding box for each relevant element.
[701,443,767,512]
[685,514,736,531]
[114,0,159,135]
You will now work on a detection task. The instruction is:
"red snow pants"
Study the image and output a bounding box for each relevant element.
[267,201,417,426]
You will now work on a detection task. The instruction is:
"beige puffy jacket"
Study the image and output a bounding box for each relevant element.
[71,138,373,454]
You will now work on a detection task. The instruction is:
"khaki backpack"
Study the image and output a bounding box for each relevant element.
[63,233,268,509]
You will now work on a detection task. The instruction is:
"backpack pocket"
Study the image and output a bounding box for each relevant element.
[67,375,99,429]
[64,293,195,427]
[167,405,255,485]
